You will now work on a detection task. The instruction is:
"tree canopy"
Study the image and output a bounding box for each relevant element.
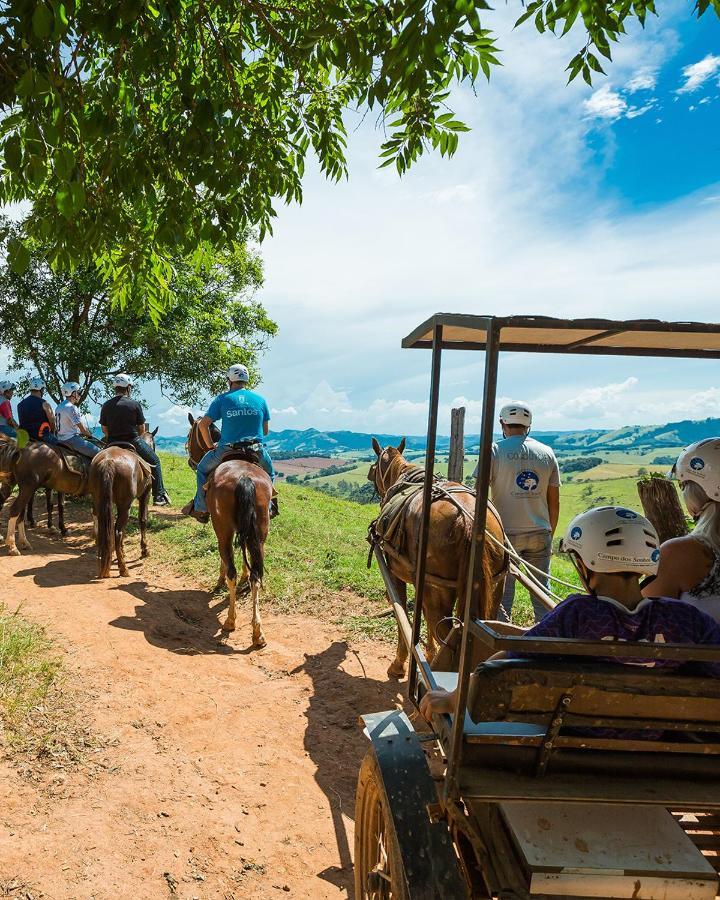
[0,217,275,405]
[1,0,717,314]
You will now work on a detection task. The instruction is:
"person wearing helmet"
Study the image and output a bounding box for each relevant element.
[55,382,100,458]
[483,401,561,623]
[0,380,19,439]
[420,505,720,722]
[98,374,171,506]
[642,439,720,621]
[17,377,58,444]
[181,364,275,523]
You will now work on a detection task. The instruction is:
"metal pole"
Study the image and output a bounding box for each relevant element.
[445,319,501,798]
[409,321,443,698]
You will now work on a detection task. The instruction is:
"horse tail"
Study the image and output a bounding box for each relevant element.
[234,476,263,582]
[96,458,115,578]
[456,503,499,622]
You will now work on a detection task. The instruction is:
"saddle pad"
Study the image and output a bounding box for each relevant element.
[54,446,91,477]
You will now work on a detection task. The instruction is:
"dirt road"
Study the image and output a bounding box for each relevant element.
[0,513,405,899]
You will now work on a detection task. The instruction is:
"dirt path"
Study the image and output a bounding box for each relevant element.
[0,511,405,899]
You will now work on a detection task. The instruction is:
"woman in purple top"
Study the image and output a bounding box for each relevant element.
[420,505,720,722]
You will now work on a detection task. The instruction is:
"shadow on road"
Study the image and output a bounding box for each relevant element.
[108,579,246,656]
[290,640,406,896]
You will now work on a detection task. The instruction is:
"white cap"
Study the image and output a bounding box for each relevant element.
[226,364,249,384]
[62,381,81,398]
[0,380,15,392]
[674,439,720,502]
[560,506,660,576]
[499,401,532,427]
[29,376,45,391]
[114,373,133,389]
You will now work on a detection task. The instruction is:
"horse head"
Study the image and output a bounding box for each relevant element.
[368,436,407,498]
[186,415,221,466]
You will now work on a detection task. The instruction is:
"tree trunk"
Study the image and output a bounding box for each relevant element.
[637,475,689,544]
[448,406,465,483]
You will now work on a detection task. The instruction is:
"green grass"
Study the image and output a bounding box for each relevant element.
[0,604,61,748]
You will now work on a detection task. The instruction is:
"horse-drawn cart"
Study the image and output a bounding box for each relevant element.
[356,315,720,899]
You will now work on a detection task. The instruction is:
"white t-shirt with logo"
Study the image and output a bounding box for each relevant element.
[55,399,83,441]
[490,435,561,535]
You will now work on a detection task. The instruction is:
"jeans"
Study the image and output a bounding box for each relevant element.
[194,444,274,513]
[0,424,16,438]
[60,434,100,457]
[501,530,553,624]
[130,437,166,500]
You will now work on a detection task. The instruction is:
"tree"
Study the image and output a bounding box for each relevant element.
[0,217,276,405]
[2,1,716,314]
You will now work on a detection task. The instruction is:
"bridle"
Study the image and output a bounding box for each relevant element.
[368,449,394,500]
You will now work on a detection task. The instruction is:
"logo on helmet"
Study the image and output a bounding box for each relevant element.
[615,508,638,519]
[651,548,660,563]
[690,457,705,471]
[516,470,540,492]
[570,526,582,540]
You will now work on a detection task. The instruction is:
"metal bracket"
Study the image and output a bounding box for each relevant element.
[535,691,573,777]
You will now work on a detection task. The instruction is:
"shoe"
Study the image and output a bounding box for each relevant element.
[153,493,171,507]
[181,500,208,523]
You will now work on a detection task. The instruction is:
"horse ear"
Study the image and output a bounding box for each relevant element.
[371,437,381,457]
[152,426,159,437]
[188,412,195,425]
[397,437,406,455]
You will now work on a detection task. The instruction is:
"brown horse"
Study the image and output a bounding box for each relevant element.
[3,440,88,555]
[369,438,507,678]
[89,445,152,578]
[186,414,272,645]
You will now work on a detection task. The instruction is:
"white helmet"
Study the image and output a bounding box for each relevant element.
[674,439,720,502]
[62,381,81,398]
[226,364,249,384]
[499,401,532,428]
[114,373,133,389]
[560,506,660,576]
[29,376,45,391]
[0,380,15,392]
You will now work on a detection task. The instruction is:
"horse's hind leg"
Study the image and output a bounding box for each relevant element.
[251,564,266,649]
[138,489,150,558]
[387,576,408,678]
[217,526,237,633]
[6,485,36,555]
[213,559,226,593]
[424,586,454,665]
[17,507,32,551]
[57,493,67,537]
[26,489,36,529]
[46,488,57,534]
[114,503,131,577]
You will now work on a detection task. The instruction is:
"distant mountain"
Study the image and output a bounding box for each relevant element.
[151,417,720,457]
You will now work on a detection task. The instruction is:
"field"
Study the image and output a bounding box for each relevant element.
[273,455,344,477]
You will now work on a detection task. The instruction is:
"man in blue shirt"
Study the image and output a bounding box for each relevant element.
[182,364,275,523]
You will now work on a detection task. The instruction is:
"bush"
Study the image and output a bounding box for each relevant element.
[560,456,604,473]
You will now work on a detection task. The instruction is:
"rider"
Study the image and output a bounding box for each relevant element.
[0,380,20,439]
[98,374,171,506]
[17,377,58,444]
[420,505,720,722]
[55,382,100,458]
[182,364,275,523]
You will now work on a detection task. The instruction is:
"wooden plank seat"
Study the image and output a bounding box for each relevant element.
[432,659,720,781]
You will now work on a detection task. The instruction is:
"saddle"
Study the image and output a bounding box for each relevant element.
[218,439,264,468]
[49,443,93,485]
[97,443,154,480]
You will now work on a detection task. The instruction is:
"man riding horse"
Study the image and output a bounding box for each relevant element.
[98,374,171,506]
[56,382,100,458]
[17,376,58,444]
[0,380,21,441]
[182,364,276,524]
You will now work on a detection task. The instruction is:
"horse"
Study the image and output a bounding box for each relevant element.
[88,430,158,577]
[369,438,507,678]
[3,439,88,555]
[186,413,271,646]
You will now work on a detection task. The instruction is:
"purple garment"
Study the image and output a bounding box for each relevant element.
[517,594,720,678]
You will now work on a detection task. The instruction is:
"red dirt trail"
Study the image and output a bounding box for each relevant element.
[0,514,405,899]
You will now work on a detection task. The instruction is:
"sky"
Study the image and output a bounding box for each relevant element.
[6,4,720,438]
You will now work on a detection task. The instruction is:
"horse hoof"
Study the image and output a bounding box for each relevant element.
[7,546,20,557]
[222,620,236,633]
[47,527,59,536]
[141,549,149,559]
[118,569,130,578]
[253,633,267,649]
[387,662,406,679]
[19,542,32,552]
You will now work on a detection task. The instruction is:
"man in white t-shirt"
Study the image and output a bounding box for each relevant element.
[489,401,560,623]
[55,382,100,458]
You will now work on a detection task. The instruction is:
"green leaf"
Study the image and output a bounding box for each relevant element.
[32,3,54,39]
[8,240,31,275]
[3,136,22,173]
[56,182,74,218]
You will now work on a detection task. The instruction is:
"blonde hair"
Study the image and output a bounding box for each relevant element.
[683,481,720,553]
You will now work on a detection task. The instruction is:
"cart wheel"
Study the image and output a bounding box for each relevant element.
[354,747,410,900]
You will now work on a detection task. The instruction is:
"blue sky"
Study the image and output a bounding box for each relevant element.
[6,5,720,438]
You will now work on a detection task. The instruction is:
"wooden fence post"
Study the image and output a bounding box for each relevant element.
[448,406,465,483]
[637,475,689,544]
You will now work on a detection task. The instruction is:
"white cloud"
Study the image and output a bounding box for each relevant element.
[157,403,194,426]
[424,183,477,204]
[271,405,298,416]
[677,54,720,94]
[550,378,639,421]
[583,85,628,120]
[625,101,656,118]
[626,68,658,92]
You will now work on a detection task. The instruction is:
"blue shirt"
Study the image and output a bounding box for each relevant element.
[205,388,270,446]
